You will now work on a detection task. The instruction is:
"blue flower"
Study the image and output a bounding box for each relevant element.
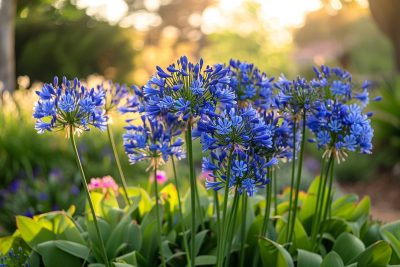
[228,59,274,110]
[143,56,236,121]
[33,77,107,136]
[123,116,184,168]
[100,81,129,112]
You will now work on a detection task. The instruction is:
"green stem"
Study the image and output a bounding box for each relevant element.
[313,155,333,251]
[288,112,307,245]
[216,146,235,267]
[171,157,191,266]
[194,179,206,230]
[106,123,131,206]
[212,159,221,258]
[239,194,248,267]
[310,158,326,247]
[273,169,278,218]
[261,167,273,237]
[153,165,166,267]
[318,157,335,248]
[186,121,197,267]
[286,122,297,243]
[223,190,240,267]
[70,128,110,267]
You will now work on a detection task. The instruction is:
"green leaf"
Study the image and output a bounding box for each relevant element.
[321,251,345,267]
[380,220,400,264]
[125,187,153,216]
[349,197,370,224]
[113,263,136,267]
[116,251,146,266]
[36,241,83,267]
[297,249,322,267]
[258,237,294,267]
[194,230,208,257]
[349,241,392,267]
[194,255,217,266]
[333,232,365,264]
[331,194,358,219]
[54,240,91,262]
[299,176,322,223]
[277,218,311,252]
[16,216,55,248]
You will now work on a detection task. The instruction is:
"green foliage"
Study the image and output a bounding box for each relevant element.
[15,0,135,84]
[1,176,396,266]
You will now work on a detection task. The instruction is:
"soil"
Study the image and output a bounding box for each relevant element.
[339,175,400,223]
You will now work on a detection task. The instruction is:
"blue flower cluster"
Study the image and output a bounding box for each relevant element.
[307,100,374,161]
[228,59,274,110]
[123,116,184,168]
[203,150,276,197]
[102,81,129,112]
[33,77,107,136]
[143,56,236,121]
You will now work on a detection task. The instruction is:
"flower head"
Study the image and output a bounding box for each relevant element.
[143,56,236,122]
[307,100,373,162]
[100,81,129,112]
[88,175,119,196]
[150,170,168,185]
[33,76,107,137]
[228,59,274,110]
[203,149,274,197]
[123,116,184,169]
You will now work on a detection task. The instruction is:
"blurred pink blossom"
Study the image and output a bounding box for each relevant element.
[199,171,213,181]
[150,170,168,185]
[88,176,119,196]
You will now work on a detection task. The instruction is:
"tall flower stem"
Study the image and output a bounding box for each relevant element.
[216,146,235,267]
[171,157,191,266]
[153,165,166,267]
[310,158,327,247]
[212,159,221,258]
[106,123,131,206]
[286,122,297,243]
[318,157,335,248]
[312,155,333,251]
[273,169,278,217]
[288,112,307,245]
[261,167,273,237]
[70,128,110,267]
[186,120,197,267]
[239,194,248,267]
[222,189,240,267]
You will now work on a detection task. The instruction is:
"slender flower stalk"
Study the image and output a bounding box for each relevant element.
[261,167,273,237]
[171,157,191,265]
[222,189,240,267]
[153,164,166,267]
[70,128,110,267]
[239,194,248,267]
[216,147,235,266]
[186,121,197,267]
[286,122,297,243]
[288,112,307,245]
[273,169,278,217]
[106,123,131,206]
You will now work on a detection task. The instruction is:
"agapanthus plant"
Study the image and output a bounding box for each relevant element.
[122,115,184,267]
[33,76,107,137]
[33,76,110,267]
[228,59,274,110]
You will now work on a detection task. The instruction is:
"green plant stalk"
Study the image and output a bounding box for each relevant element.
[70,128,110,267]
[106,123,131,206]
[261,167,273,237]
[194,180,206,230]
[273,169,278,217]
[286,122,297,243]
[239,194,248,267]
[153,164,166,267]
[186,121,197,267]
[223,189,240,267]
[212,158,222,258]
[216,146,235,267]
[318,157,335,248]
[171,157,191,266]
[288,112,307,245]
[312,155,333,251]
[310,158,326,247]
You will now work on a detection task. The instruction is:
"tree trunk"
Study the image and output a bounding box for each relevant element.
[0,0,17,92]
[368,0,400,72]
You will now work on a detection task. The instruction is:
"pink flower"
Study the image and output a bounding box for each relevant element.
[199,171,213,181]
[88,176,119,196]
[150,170,168,185]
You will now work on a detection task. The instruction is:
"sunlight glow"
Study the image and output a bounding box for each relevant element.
[76,0,128,24]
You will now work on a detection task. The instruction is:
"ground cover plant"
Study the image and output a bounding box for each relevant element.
[1,57,399,267]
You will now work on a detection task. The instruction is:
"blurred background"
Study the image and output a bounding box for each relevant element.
[0,0,399,235]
